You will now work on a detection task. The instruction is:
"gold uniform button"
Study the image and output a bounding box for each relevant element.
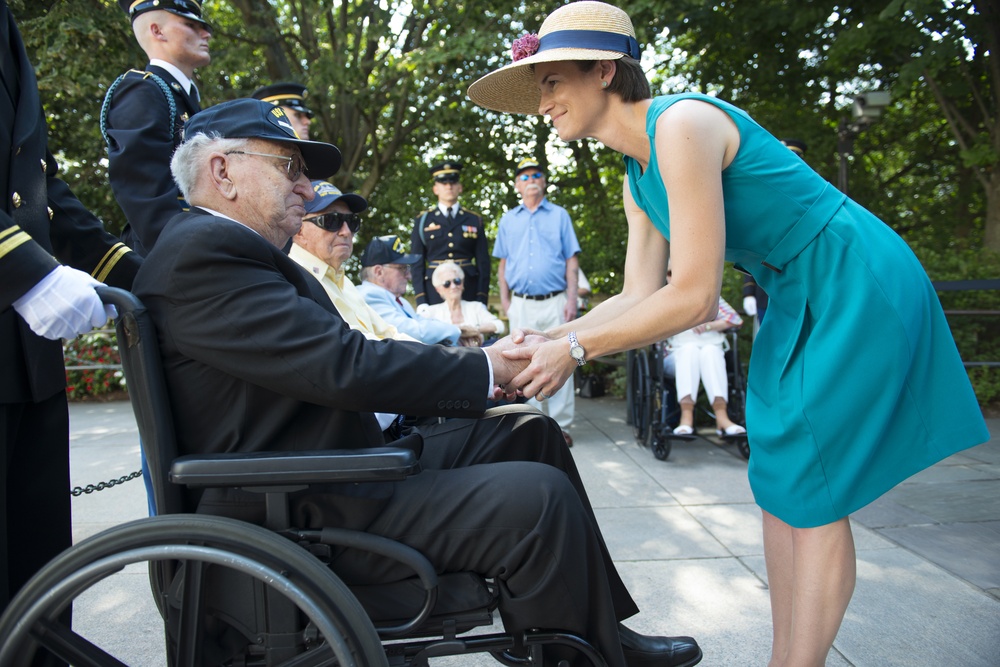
[448,232,453,237]
[12,192,21,208]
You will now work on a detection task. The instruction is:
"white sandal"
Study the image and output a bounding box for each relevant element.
[716,424,746,437]
[673,424,695,435]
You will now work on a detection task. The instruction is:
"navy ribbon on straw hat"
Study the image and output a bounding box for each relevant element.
[539,30,640,59]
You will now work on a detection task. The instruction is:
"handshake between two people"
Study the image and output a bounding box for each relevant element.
[483,328,578,403]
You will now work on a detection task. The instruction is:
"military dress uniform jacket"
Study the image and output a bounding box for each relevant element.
[104,64,200,256]
[411,206,490,307]
[133,209,488,526]
[1,0,140,404]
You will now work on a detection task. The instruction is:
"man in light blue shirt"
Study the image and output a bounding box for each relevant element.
[494,158,581,445]
[358,235,463,345]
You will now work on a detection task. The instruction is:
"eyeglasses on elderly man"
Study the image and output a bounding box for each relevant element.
[224,150,306,182]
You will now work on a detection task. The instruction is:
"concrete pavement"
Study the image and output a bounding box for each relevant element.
[66,397,1000,665]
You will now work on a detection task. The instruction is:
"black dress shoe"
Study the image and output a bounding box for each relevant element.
[618,624,703,667]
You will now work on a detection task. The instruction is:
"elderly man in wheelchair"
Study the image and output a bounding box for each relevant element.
[0,100,702,667]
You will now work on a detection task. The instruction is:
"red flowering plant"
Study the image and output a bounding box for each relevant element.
[64,329,126,400]
[512,33,540,61]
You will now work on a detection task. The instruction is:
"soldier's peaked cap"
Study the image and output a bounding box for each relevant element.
[252,82,313,118]
[119,0,211,32]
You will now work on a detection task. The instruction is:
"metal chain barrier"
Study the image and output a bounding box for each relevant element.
[70,470,143,497]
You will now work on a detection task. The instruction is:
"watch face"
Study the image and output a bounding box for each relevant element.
[571,346,585,360]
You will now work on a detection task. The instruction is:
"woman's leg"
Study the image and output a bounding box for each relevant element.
[699,344,739,430]
[762,510,856,667]
[672,345,699,428]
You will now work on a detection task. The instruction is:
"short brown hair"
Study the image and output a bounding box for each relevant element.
[576,57,650,103]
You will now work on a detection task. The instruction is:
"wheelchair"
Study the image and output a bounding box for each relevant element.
[0,287,606,666]
[626,330,749,461]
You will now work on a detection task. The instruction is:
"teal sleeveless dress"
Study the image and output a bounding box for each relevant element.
[626,93,989,528]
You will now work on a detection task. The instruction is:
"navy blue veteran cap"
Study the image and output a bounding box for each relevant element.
[182,99,341,179]
[360,235,421,267]
[781,138,808,156]
[119,0,210,31]
[515,157,543,176]
[253,82,313,118]
[305,180,367,214]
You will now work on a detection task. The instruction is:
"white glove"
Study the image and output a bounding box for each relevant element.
[743,295,757,317]
[12,266,114,340]
[415,303,430,315]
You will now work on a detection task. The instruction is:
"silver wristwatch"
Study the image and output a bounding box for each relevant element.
[568,331,586,366]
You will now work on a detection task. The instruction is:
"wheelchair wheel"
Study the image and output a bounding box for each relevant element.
[0,515,388,667]
[736,437,751,460]
[725,332,748,426]
[629,347,652,444]
[651,436,672,461]
[643,344,664,450]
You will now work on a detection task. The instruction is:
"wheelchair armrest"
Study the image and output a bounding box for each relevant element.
[169,445,421,488]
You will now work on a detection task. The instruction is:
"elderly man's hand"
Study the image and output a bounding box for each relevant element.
[460,334,485,347]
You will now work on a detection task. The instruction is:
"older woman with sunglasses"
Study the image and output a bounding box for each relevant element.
[423,261,505,347]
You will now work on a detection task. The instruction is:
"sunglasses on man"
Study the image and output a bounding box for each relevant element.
[518,172,544,181]
[306,212,362,234]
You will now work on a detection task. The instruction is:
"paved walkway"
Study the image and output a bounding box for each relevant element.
[67,397,1000,665]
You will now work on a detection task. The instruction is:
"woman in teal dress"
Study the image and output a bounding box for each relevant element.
[469,2,989,665]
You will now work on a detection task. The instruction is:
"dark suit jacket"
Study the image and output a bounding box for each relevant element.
[0,0,140,403]
[105,64,200,256]
[133,209,489,526]
[411,206,490,306]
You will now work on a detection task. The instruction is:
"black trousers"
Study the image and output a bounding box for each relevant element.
[331,405,639,666]
[1,393,73,667]
[0,392,72,614]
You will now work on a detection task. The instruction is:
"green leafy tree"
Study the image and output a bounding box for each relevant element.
[648,0,996,252]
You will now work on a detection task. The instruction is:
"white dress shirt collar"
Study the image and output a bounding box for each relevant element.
[149,59,195,95]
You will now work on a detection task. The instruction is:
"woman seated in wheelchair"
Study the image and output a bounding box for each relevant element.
[663,294,746,437]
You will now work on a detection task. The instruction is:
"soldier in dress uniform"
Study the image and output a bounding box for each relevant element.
[103,0,212,256]
[2,0,141,622]
[410,161,490,310]
[252,81,314,140]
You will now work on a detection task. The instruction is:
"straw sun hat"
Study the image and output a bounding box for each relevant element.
[467,1,639,115]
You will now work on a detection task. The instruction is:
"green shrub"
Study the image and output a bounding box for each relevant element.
[64,330,126,400]
[915,246,1000,411]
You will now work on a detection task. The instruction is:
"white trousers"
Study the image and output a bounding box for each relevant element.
[507,292,575,429]
[670,342,728,404]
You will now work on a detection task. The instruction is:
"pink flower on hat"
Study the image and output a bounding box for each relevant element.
[512,33,540,61]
